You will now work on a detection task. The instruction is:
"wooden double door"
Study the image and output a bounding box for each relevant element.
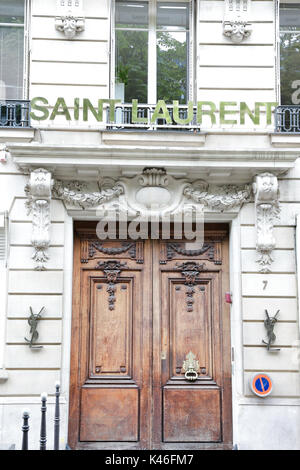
[68,223,232,450]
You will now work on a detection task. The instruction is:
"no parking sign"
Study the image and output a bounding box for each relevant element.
[250,373,273,397]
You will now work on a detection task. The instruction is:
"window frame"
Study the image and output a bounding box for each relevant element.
[0,0,29,100]
[24,0,30,100]
[111,0,195,104]
[278,0,300,105]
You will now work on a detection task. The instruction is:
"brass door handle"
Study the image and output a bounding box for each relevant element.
[182,351,199,382]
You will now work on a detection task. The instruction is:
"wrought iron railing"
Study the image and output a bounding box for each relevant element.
[21,382,61,451]
[0,100,31,128]
[106,103,201,132]
[275,105,300,133]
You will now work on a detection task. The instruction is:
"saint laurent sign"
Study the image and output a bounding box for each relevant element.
[30,97,278,126]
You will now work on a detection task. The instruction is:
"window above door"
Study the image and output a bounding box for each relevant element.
[113,0,192,104]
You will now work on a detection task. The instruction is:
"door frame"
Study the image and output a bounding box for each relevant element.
[67,221,233,449]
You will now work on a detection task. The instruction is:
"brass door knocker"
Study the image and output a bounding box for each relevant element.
[182,352,199,382]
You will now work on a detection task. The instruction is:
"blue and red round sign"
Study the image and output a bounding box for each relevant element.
[250,373,273,397]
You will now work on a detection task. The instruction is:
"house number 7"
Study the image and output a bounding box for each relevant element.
[263,280,268,290]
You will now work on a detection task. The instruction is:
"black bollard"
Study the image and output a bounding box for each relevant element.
[54,382,60,450]
[40,392,47,450]
[21,409,30,450]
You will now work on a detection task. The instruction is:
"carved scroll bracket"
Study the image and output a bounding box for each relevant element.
[253,173,280,273]
[223,0,252,43]
[25,169,53,270]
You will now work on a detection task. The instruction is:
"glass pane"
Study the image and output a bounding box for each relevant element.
[115,30,148,103]
[157,31,188,103]
[116,1,148,29]
[280,32,300,104]
[0,0,24,24]
[0,26,24,99]
[157,2,189,30]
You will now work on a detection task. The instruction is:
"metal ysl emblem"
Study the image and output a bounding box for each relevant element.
[262,309,280,352]
[24,306,44,349]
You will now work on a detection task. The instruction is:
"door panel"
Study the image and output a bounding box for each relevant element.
[69,223,232,450]
[69,231,151,450]
[152,234,232,449]
[80,388,139,442]
[163,388,221,442]
[156,267,222,446]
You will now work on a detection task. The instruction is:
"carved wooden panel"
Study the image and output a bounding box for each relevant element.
[159,236,224,265]
[169,277,212,379]
[89,278,132,377]
[80,239,144,264]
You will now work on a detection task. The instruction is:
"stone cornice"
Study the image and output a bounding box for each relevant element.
[7,142,299,165]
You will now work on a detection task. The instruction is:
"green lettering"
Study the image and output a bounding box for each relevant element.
[50,97,71,120]
[196,101,216,125]
[104,99,121,121]
[30,97,49,121]
[83,99,104,122]
[151,100,172,124]
[240,102,262,125]
[74,98,80,120]
[220,102,237,125]
[173,100,194,125]
[132,99,147,123]
[265,102,278,125]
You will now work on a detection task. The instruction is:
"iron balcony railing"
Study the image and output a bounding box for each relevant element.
[0,100,31,128]
[275,105,300,133]
[106,103,201,132]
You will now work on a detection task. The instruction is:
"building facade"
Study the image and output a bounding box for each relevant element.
[1,0,300,450]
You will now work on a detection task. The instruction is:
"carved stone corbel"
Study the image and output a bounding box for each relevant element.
[223,0,252,43]
[55,15,85,39]
[25,169,53,271]
[55,0,85,39]
[253,173,280,273]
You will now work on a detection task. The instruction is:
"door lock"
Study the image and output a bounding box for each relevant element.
[182,351,199,382]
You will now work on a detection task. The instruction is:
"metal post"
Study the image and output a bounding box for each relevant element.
[40,392,47,451]
[54,382,60,450]
[21,409,30,450]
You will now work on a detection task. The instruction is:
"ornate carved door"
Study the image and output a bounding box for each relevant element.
[68,223,232,449]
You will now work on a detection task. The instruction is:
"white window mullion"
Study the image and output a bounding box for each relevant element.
[275,0,280,104]
[23,0,30,100]
[148,0,157,104]
[110,0,116,100]
[189,0,195,102]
